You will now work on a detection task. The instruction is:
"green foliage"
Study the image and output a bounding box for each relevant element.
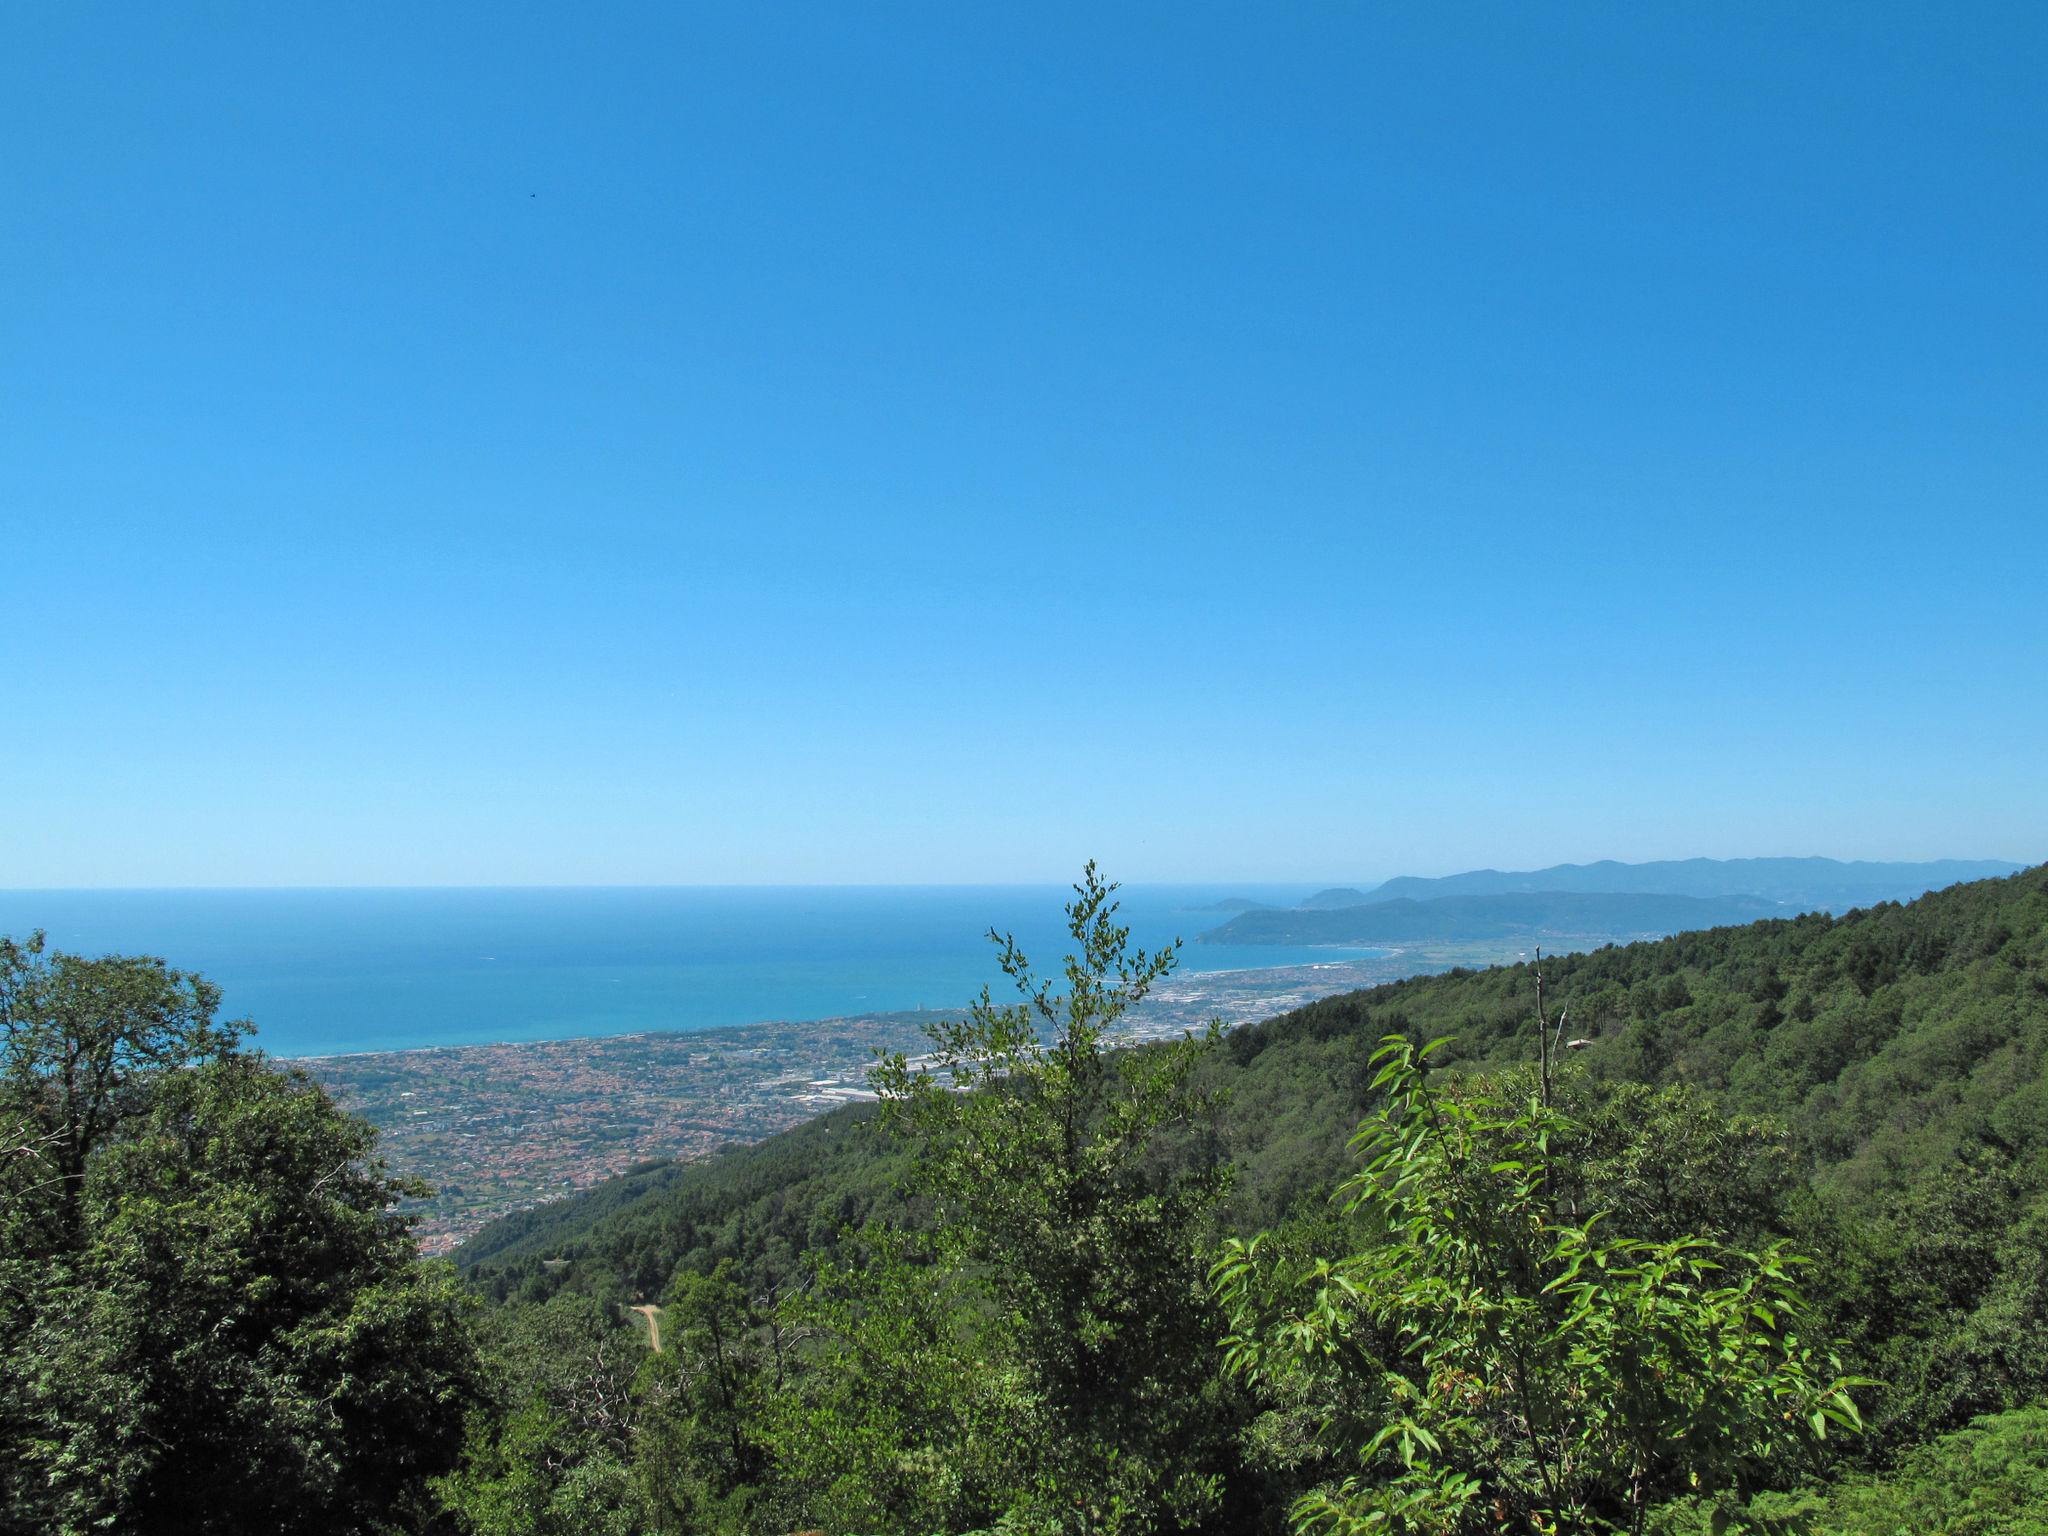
[632,1261,783,1531]
[438,1401,643,1536]
[1539,1077,1797,1249]
[438,1287,662,1534]
[1793,1155,2048,1454]
[1786,1403,2048,1535]
[443,867,1249,1535]
[1217,869,2048,1453]
[460,1100,905,1305]
[761,1229,1033,1532]
[1216,1037,1865,1535]
[2,1048,483,1534]
[1652,1403,2048,1536]
[866,861,1234,1530]
[1,929,247,1246]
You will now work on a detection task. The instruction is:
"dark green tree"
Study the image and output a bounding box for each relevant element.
[1,931,245,1244]
[762,1228,1034,1532]
[633,1261,780,1533]
[0,935,482,1536]
[443,1292,651,1536]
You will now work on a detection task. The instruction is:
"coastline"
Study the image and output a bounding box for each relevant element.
[312,949,1434,1255]
[288,945,1398,1064]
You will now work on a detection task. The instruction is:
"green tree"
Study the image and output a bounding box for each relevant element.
[443,1293,652,1536]
[1214,1037,1865,1536]
[1795,1152,2048,1455]
[762,1228,1035,1533]
[868,862,1232,1532]
[1,933,482,1536]
[1652,1403,2048,1536]
[633,1261,780,1533]
[1529,1074,1798,1249]
[0,930,246,1244]
[441,1400,644,1536]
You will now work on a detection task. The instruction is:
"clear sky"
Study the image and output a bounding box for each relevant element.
[3,3,2043,887]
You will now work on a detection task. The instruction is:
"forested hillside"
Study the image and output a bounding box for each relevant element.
[443,864,2048,1532]
[468,866,2048,1351]
[10,867,2045,1533]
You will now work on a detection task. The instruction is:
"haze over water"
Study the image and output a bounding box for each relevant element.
[0,885,1377,1058]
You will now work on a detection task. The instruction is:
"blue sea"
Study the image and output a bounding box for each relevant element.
[0,886,1375,1058]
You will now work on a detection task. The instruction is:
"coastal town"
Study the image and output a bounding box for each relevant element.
[312,950,1439,1252]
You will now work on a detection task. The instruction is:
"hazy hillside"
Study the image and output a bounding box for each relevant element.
[1360,855,2020,910]
[1296,886,1378,909]
[1196,889,1781,946]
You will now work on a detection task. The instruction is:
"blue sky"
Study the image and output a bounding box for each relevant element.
[3,3,2043,886]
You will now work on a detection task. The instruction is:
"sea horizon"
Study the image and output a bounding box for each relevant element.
[0,883,1385,1059]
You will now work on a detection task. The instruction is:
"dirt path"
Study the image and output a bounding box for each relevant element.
[630,1303,664,1353]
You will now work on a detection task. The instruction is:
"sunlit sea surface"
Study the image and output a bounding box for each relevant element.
[0,886,1382,1057]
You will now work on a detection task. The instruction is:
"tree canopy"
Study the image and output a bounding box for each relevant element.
[0,936,482,1536]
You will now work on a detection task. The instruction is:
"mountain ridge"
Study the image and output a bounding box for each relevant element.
[1355,855,2020,910]
[1197,889,1783,946]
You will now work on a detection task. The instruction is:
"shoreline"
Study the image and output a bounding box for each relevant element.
[283,947,1403,1064]
[309,949,1433,1254]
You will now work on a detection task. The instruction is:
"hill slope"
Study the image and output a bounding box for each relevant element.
[1297,887,1379,909]
[461,872,2048,1382]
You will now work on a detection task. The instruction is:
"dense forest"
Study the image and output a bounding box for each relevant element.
[5,864,2046,1533]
